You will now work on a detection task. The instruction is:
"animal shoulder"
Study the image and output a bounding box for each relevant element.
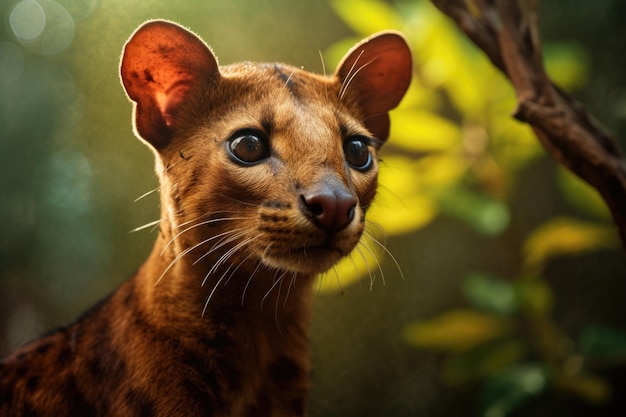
[0,20,412,417]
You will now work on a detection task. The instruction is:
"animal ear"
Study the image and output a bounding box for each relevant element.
[335,31,412,141]
[120,20,220,149]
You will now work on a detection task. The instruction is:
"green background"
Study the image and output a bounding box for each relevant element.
[1,0,625,416]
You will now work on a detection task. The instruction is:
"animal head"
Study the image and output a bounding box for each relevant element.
[120,20,411,275]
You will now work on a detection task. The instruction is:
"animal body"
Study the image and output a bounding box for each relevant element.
[0,20,411,416]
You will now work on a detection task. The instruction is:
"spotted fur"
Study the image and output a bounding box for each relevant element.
[0,20,411,416]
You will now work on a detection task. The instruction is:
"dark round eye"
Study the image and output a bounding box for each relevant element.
[344,136,372,171]
[227,131,269,165]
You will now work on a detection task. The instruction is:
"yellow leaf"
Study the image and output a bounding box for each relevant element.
[404,309,511,352]
[330,0,404,35]
[524,218,618,270]
[415,154,467,188]
[369,156,438,235]
[390,110,461,153]
[554,373,611,404]
[394,76,443,112]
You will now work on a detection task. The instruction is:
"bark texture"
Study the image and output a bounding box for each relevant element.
[431,0,626,248]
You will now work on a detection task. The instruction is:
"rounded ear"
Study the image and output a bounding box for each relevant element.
[335,31,412,140]
[120,20,220,149]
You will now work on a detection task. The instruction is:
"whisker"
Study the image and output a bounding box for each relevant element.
[332,266,345,295]
[161,217,247,256]
[129,219,160,234]
[339,56,377,104]
[358,238,385,288]
[194,228,249,267]
[274,278,284,337]
[261,271,287,311]
[199,232,258,284]
[363,229,405,281]
[338,49,365,103]
[156,234,220,286]
[134,186,159,202]
[157,228,245,287]
[283,272,297,307]
[241,260,265,306]
[284,69,296,88]
[202,271,229,317]
[318,49,328,102]
[353,245,375,289]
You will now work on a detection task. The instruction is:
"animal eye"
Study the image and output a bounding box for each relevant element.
[227,130,269,165]
[343,136,372,171]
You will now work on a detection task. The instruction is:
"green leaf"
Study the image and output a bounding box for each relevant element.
[330,0,404,35]
[557,167,611,220]
[404,309,511,352]
[463,273,518,315]
[481,364,550,417]
[516,278,554,318]
[580,325,626,359]
[543,42,588,91]
[443,339,527,384]
[437,188,510,236]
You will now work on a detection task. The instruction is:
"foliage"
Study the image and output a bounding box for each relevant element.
[327,0,624,415]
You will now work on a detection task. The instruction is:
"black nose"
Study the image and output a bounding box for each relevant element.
[302,186,357,232]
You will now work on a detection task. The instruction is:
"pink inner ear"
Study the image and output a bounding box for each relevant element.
[156,81,192,127]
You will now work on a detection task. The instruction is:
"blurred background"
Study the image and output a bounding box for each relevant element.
[1,0,626,416]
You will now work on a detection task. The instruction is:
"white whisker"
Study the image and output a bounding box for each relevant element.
[129,219,161,234]
[134,186,159,202]
[274,278,284,337]
[363,229,405,281]
[261,271,287,311]
[241,260,265,306]
[283,272,297,307]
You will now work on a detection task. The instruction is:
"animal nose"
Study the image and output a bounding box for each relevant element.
[302,188,357,232]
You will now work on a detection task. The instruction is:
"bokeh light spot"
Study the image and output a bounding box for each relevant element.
[55,0,98,21]
[9,0,46,40]
[8,0,75,55]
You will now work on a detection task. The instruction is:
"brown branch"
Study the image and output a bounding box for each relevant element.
[431,0,626,248]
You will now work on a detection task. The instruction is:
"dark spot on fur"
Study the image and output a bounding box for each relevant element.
[273,64,297,93]
[125,388,156,417]
[64,376,98,417]
[262,201,292,210]
[259,226,292,235]
[260,214,289,223]
[15,366,27,379]
[182,377,217,415]
[26,376,39,392]
[35,343,52,355]
[0,378,14,405]
[143,70,154,83]
[269,356,301,386]
[56,344,72,365]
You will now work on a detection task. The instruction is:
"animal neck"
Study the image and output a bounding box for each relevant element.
[134,218,317,344]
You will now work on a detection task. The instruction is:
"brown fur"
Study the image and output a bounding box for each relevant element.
[0,21,411,416]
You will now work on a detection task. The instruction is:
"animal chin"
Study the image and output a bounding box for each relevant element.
[263,245,347,275]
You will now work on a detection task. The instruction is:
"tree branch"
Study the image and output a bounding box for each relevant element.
[431,0,626,249]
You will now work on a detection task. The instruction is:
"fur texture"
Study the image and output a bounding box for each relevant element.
[0,21,411,416]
